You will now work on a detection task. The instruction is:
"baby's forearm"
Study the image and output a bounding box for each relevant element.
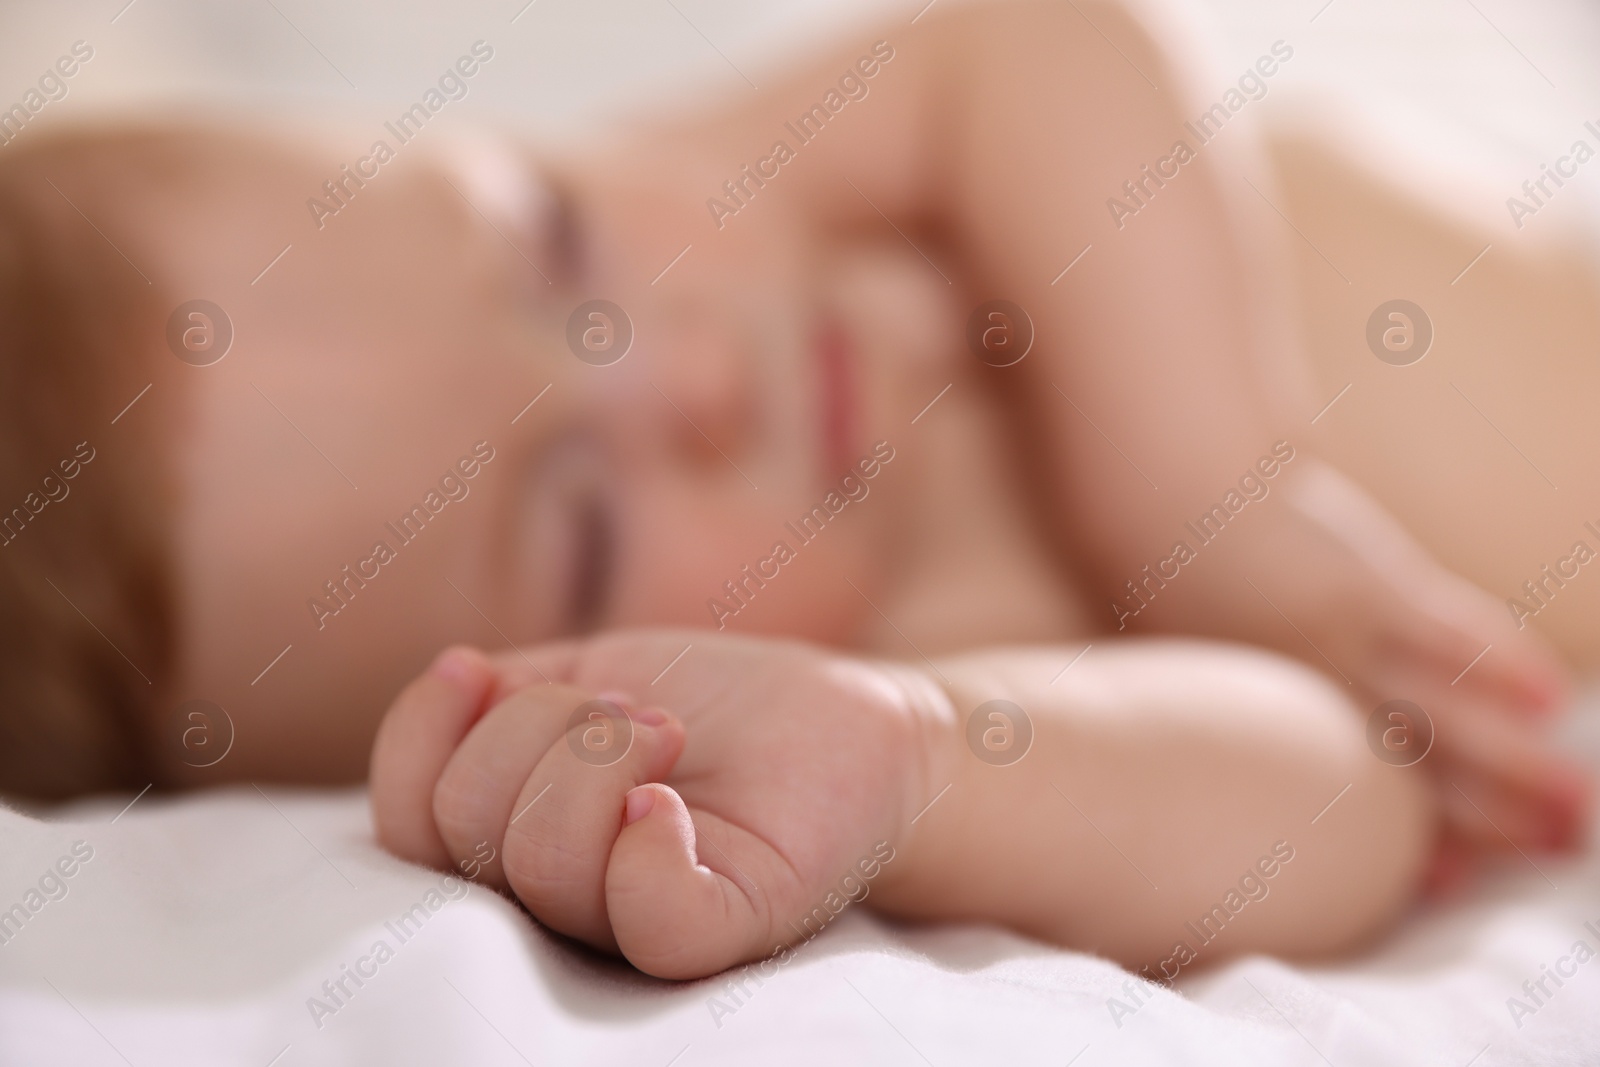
[870,643,1434,968]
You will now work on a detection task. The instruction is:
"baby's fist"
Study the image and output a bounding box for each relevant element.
[370,631,934,979]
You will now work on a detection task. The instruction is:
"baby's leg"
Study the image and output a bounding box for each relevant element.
[874,640,1434,968]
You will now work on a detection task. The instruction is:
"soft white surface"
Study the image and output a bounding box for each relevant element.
[1,700,1598,1067]
[4,0,1598,165]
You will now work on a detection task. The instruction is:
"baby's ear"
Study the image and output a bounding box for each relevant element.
[369,646,497,868]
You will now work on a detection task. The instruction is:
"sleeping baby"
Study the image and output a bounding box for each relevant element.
[0,0,1587,982]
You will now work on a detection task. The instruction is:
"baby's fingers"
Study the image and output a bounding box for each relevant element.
[1368,654,1590,818]
[370,647,498,868]
[1392,597,1568,718]
[498,702,685,949]
[1429,693,1591,824]
[607,788,793,980]
[1440,767,1581,853]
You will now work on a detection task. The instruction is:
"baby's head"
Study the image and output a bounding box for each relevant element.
[0,122,952,796]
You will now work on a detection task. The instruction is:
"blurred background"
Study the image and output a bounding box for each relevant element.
[1,0,1597,179]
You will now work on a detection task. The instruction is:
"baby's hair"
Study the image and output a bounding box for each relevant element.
[0,128,179,799]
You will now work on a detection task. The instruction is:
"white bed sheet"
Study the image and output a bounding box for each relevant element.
[2,700,1598,1067]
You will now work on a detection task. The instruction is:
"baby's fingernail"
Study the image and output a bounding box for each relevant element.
[597,690,637,712]
[624,785,656,826]
[431,647,478,686]
[632,705,668,727]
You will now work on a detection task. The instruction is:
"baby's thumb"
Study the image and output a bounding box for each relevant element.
[606,784,772,979]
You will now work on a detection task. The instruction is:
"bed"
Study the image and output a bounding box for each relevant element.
[2,685,1597,1065]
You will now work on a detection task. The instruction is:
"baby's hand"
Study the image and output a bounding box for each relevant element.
[1271,466,1591,855]
[369,630,931,978]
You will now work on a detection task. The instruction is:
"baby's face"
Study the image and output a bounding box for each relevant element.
[111,129,952,779]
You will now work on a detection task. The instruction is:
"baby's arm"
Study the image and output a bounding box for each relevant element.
[371,630,1430,978]
[608,0,1586,851]
[873,641,1430,968]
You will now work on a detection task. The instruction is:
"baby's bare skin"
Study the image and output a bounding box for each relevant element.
[39,0,1578,978]
[580,0,1584,851]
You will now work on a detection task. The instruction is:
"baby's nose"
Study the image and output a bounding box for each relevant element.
[635,308,757,467]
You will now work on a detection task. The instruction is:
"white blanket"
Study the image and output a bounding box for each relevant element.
[2,698,1597,1067]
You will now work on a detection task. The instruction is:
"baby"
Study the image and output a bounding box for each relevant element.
[0,0,1587,982]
